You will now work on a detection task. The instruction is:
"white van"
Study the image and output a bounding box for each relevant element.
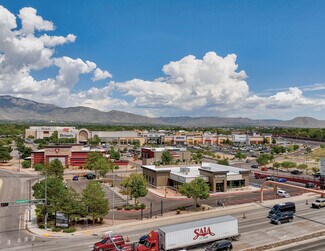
[277,190,290,198]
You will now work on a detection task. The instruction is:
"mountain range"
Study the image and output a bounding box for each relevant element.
[0,95,324,128]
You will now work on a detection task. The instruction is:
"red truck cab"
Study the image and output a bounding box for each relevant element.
[136,230,159,251]
[93,235,125,251]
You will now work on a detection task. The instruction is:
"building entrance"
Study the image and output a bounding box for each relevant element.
[215,182,224,192]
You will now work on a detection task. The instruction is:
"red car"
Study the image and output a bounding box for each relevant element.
[93,235,125,251]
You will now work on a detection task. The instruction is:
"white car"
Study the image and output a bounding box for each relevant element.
[277,190,290,198]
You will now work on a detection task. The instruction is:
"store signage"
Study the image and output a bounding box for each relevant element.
[320,158,325,176]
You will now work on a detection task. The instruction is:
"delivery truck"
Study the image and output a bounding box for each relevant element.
[137,215,239,251]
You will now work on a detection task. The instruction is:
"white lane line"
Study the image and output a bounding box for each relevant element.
[0,179,2,192]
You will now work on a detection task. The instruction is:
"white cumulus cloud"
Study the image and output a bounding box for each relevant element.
[0,5,324,119]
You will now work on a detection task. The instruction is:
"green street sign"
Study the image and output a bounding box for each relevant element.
[16,200,30,204]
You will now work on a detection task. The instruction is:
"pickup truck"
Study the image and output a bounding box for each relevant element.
[311,199,325,209]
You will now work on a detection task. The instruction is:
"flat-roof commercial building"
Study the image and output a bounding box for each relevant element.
[141,147,191,165]
[25,126,78,140]
[32,144,107,168]
[142,162,250,193]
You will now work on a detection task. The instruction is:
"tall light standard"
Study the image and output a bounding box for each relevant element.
[44,170,48,230]
[18,152,21,172]
[112,171,115,226]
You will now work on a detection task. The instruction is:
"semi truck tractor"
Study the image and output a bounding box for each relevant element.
[137,215,239,251]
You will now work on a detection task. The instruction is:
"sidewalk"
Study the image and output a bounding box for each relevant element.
[26,192,321,238]
[148,185,271,199]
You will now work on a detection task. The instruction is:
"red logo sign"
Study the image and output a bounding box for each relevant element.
[55,148,60,154]
[193,227,215,240]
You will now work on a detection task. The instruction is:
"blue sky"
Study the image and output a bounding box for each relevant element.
[1,1,325,119]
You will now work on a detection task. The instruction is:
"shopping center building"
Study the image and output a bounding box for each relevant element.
[142,162,250,193]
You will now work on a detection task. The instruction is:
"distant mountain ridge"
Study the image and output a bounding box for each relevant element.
[0,95,324,128]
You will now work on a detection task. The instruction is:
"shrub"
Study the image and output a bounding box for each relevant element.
[140,203,146,209]
[52,227,62,232]
[22,160,31,168]
[117,205,123,210]
[63,227,76,233]
[34,163,44,171]
[38,223,45,229]
[124,205,133,210]
[176,209,181,215]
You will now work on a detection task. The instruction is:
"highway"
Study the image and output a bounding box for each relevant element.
[4,196,325,251]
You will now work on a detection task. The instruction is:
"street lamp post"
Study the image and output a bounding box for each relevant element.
[18,153,21,172]
[44,170,48,230]
[112,171,115,226]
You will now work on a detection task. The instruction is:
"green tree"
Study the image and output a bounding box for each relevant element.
[0,146,12,162]
[297,163,308,174]
[109,147,120,160]
[88,135,101,147]
[59,188,84,225]
[191,151,203,164]
[32,177,68,219]
[293,144,299,151]
[125,173,148,204]
[280,161,297,172]
[41,159,65,179]
[305,147,312,153]
[217,159,229,166]
[84,152,104,170]
[256,154,273,166]
[179,177,210,207]
[96,158,117,179]
[272,138,277,144]
[161,150,173,165]
[235,151,246,160]
[263,137,269,145]
[82,181,109,225]
[311,167,319,175]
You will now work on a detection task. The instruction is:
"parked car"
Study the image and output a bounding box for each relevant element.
[270,212,294,225]
[290,170,302,175]
[265,176,277,181]
[313,172,322,178]
[311,199,325,209]
[276,190,290,198]
[261,167,268,171]
[251,165,259,169]
[205,240,233,251]
[84,173,96,180]
[72,175,79,181]
[305,182,316,188]
[245,159,250,163]
[277,177,287,182]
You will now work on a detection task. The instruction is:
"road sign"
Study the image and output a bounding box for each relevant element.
[16,200,30,204]
[0,202,9,207]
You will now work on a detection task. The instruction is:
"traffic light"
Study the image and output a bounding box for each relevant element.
[0,202,9,207]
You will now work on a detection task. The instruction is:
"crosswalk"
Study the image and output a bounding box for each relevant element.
[0,234,36,249]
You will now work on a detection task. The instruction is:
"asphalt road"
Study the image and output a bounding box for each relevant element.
[4,197,325,251]
[0,169,38,249]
